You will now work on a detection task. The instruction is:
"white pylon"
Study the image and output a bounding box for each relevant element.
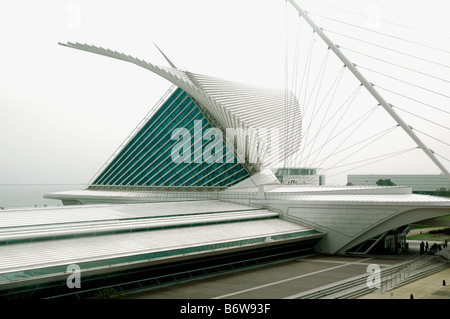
[287,0,450,179]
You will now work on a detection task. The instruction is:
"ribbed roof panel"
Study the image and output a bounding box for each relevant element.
[59,42,302,171]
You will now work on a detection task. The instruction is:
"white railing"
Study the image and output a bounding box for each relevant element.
[376,254,435,294]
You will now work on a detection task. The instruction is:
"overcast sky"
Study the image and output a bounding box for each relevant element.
[1,0,449,185]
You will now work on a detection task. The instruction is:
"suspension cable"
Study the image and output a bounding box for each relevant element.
[374,85,450,116]
[298,101,378,167]
[298,46,330,165]
[324,29,450,69]
[311,125,400,168]
[356,65,450,99]
[309,103,384,168]
[392,105,450,131]
[300,30,318,116]
[301,0,450,41]
[308,11,450,54]
[325,147,418,177]
[412,128,450,147]
[435,153,450,163]
[338,46,450,84]
[305,83,362,167]
[291,65,347,167]
[286,16,303,168]
[319,126,403,171]
[324,147,418,173]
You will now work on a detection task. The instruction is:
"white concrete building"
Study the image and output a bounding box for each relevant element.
[2,11,450,297]
[348,174,450,193]
[272,167,325,185]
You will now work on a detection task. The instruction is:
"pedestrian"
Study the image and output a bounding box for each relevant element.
[431,242,438,254]
[420,241,424,254]
[425,241,429,253]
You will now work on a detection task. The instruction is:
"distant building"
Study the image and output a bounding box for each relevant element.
[272,167,325,185]
[347,174,450,194]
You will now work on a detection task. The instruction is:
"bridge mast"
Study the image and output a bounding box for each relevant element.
[286,0,450,179]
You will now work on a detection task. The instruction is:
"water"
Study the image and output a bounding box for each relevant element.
[0,184,87,209]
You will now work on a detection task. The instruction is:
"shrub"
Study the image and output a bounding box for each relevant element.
[428,228,450,235]
[95,287,124,299]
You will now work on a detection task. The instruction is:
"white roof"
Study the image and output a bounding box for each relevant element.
[0,200,256,228]
[265,185,412,194]
[45,183,450,207]
[59,42,302,168]
[264,193,450,205]
[0,219,314,274]
[0,200,322,286]
[227,169,280,190]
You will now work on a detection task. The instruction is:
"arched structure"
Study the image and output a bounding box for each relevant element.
[59,42,302,182]
[45,41,450,257]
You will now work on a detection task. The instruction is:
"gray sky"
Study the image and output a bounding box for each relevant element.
[1,0,449,185]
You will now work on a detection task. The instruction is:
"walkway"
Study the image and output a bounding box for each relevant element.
[358,268,450,299]
[128,254,409,299]
[129,243,449,299]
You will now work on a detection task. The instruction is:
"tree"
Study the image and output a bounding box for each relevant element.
[95,287,124,299]
[436,188,450,197]
[376,179,396,186]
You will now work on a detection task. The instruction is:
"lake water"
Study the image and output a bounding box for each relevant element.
[0,184,87,209]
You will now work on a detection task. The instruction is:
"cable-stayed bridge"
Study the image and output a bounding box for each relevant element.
[282,0,450,185]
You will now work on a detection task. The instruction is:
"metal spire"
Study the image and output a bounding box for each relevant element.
[153,43,178,69]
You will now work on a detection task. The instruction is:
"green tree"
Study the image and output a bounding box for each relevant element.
[95,287,124,299]
[376,179,396,186]
[436,187,450,197]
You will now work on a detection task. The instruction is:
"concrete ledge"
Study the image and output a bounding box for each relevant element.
[436,247,450,260]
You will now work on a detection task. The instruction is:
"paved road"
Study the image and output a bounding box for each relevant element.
[128,254,407,299]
